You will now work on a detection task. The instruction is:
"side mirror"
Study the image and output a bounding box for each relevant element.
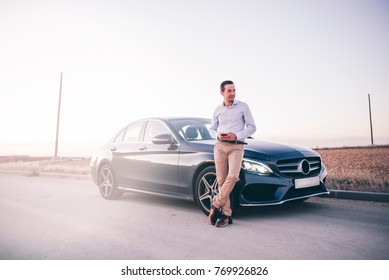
[152,134,175,145]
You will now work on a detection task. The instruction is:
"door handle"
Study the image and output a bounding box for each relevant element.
[110,147,117,151]
[138,146,147,151]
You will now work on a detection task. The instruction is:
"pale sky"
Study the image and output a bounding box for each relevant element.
[0,0,388,156]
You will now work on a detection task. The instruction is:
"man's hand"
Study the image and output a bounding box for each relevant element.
[219,132,237,141]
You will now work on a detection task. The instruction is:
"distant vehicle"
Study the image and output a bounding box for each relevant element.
[90,117,329,215]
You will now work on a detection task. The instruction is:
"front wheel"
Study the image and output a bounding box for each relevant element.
[98,164,122,199]
[195,166,218,215]
[194,166,239,216]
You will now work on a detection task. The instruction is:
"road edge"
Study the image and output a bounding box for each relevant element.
[321,190,389,203]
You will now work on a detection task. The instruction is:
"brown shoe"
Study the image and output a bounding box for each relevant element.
[215,214,231,228]
[209,206,221,225]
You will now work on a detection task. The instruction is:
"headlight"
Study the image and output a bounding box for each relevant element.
[320,163,327,182]
[242,159,273,175]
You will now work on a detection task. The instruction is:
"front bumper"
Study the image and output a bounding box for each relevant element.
[236,165,329,206]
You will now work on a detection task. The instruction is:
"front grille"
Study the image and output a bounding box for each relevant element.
[241,184,278,202]
[283,184,328,200]
[276,157,321,179]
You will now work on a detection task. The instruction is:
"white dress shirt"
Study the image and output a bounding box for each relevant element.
[209,100,256,141]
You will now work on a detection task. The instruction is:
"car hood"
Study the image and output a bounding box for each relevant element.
[190,139,320,161]
[244,139,320,161]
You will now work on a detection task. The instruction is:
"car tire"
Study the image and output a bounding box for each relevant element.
[194,166,238,216]
[195,166,218,215]
[98,164,123,200]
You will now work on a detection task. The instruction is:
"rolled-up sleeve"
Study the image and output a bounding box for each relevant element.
[235,103,256,140]
[209,109,219,138]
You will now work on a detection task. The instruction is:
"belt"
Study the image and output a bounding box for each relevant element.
[218,139,247,145]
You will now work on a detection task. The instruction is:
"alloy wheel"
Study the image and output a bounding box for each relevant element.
[197,170,219,214]
[98,166,114,197]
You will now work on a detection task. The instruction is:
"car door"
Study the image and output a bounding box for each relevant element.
[111,121,144,187]
[135,120,180,194]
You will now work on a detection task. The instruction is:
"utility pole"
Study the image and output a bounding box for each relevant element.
[368,93,374,146]
[54,72,63,159]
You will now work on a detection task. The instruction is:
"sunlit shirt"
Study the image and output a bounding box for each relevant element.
[209,100,257,141]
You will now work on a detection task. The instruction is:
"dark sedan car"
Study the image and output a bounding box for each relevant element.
[91,117,329,215]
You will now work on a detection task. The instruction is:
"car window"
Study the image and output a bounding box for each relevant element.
[144,121,170,143]
[122,122,143,143]
[112,127,126,143]
[178,124,212,141]
[169,119,213,140]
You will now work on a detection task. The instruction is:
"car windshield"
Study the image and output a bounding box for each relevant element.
[169,119,214,141]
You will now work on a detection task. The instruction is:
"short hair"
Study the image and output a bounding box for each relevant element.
[220,80,234,92]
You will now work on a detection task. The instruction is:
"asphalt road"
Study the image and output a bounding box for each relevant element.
[0,174,388,260]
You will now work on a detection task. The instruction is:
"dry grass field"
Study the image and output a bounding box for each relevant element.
[0,157,91,176]
[0,145,388,193]
[315,146,389,193]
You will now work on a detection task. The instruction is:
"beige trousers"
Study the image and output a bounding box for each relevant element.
[213,141,244,216]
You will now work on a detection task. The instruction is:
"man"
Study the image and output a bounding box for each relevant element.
[209,80,256,228]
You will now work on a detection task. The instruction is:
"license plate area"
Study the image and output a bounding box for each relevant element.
[295,176,321,189]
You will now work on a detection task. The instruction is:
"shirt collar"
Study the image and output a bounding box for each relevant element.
[222,99,239,108]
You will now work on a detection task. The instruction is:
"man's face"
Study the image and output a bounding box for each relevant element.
[221,83,236,105]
